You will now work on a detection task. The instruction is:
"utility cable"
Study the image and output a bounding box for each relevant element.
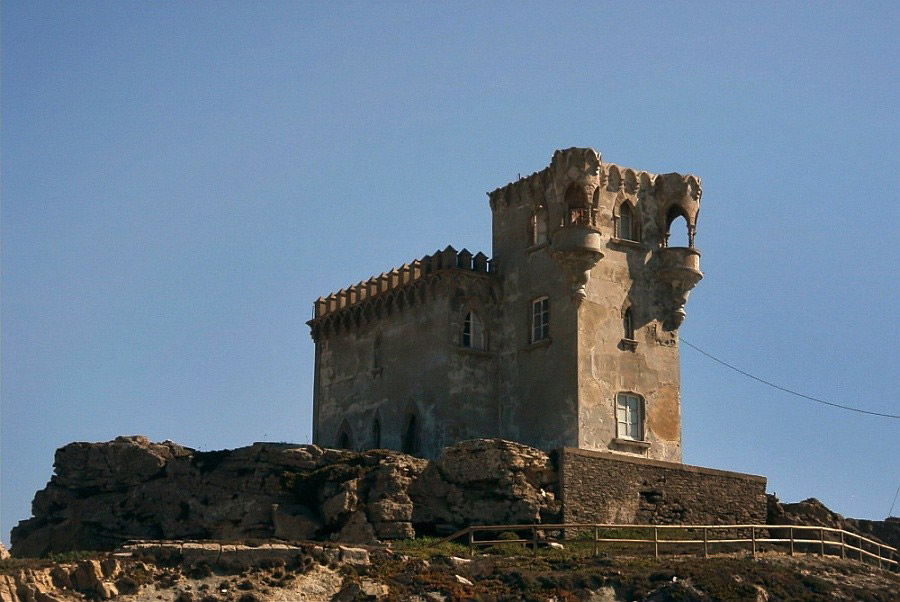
[680,338,900,420]
[889,482,900,517]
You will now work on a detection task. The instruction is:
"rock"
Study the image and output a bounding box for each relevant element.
[73,559,104,591]
[272,503,322,541]
[360,578,390,599]
[547,541,564,550]
[335,510,376,544]
[372,521,415,540]
[97,581,119,600]
[322,488,358,525]
[448,556,471,569]
[50,565,73,589]
[100,556,120,579]
[338,545,371,566]
[0,544,8,560]
[586,586,623,602]
[367,499,413,522]
[454,574,473,586]
[12,437,565,553]
[54,435,189,490]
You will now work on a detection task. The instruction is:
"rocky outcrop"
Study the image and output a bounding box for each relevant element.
[10,436,560,557]
[767,495,900,552]
[0,543,373,602]
[411,439,560,533]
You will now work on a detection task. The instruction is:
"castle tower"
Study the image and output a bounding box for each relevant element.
[487,148,701,462]
[309,147,701,462]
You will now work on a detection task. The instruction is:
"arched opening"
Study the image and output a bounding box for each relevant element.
[623,307,635,340]
[401,413,419,455]
[336,418,354,450]
[564,184,591,226]
[664,206,690,248]
[372,333,383,371]
[371,416,381,449]
[462,311,485,350]
[617,203,638,242]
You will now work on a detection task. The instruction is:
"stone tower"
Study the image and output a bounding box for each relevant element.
[308,147,701,462]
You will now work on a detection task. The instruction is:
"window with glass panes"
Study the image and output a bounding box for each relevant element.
[616,393,643,440]
[531,297,549,342]
[618,203,637,241]
[462,312,485,350]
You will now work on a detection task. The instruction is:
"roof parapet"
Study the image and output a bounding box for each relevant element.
[311,246,492,321]
[487,147,700,211]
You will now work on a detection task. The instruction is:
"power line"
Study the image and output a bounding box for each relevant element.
[681,338,900,420]
[890,482,900,517]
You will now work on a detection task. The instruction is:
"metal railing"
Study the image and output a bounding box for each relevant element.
[433,523,898,571]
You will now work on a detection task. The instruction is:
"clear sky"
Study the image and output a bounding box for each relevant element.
[2,2,898,546]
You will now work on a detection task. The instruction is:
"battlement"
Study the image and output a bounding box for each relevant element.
[308,246,492,326]
[488,147,700,212]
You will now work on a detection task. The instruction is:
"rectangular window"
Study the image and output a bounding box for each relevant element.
[531,297,549,343]
[616,393,643,441]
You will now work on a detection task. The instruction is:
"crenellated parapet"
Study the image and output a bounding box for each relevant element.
[308,246,494,340]
[488,148,701,243]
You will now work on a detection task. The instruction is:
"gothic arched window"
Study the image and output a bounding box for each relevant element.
[462,311,485,350]
[371,416,381,448]
[402,413,419,455]
[618,203,638,242]
[336,419,354,450]
[664,206,692,248]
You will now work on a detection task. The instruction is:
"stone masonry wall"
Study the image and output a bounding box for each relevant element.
[560,448,767,525]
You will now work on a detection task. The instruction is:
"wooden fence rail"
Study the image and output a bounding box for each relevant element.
[433,523,898,572]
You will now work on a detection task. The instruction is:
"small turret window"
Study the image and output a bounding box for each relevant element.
[462,311,486,350]
[616,393,644,441]
[623,308,635,340]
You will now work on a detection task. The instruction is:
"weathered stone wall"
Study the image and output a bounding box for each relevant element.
[489,165,580,451]
[312,255,501,459]
[486,149,701,460]
[559,448,767,525]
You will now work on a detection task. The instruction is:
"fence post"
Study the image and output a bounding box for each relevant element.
[703,527,708,559]
[592,526,598,557]
[840,531,845,559]
[468,529,474,557]
[654,527,659,559]
[859,535,863,562]
[820,529,825,557]
[532,525,538,557]
[751,527,756,559]
[877,545,882,569]
[789,527,794,556]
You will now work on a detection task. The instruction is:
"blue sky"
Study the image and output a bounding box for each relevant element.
[2,2,898,546]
